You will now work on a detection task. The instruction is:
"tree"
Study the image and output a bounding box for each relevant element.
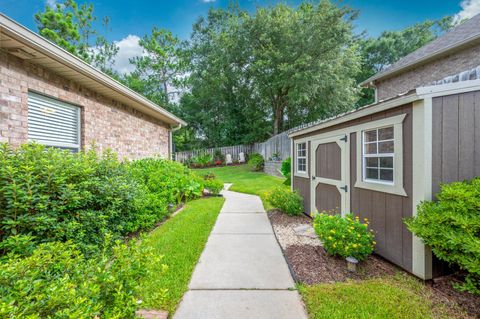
[34,0,118,74]
[245,1,360,134]
[129,28,188,106]
[177,0,361,150]
[357,17,453,106]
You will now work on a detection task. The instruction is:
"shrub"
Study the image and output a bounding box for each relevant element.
[248,153,264,171]
[405,178,480,295]
[0,238,167,318]
[0,143,139,256]
[213,149,224,164]
[313,213,375,261]
[193,153,213,168]
[203,179,224,196]
[281,157,291,186]
[202,171,216,180]
[267,187,303,216]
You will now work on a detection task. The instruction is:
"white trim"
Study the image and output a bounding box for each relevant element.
[417,79,480,98]
[294,141,308,178]
[355,117,407,196]
[289,94,419,138]
[290,79,480,139]
[0,13,186,126]
[290,138,294,191]
[411,98,433,280]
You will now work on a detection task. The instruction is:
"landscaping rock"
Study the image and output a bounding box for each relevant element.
[293,224,317,239]
[135,309,168,319]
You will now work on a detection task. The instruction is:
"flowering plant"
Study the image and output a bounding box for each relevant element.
[313,212,375,261]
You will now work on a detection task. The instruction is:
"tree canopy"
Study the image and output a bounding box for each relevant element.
[33,0,454,151]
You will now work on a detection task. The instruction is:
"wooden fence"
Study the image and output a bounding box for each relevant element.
[174,131,291,163]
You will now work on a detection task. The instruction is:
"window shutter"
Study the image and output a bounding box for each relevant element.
[28,92,81,150]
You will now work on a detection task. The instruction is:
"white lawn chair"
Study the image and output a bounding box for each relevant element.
[225,154,233,165]
[238,152,245,163]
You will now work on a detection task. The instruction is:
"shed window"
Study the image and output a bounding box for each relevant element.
[296,142,307,173]
[362,126,394,184]
[28,92,81,152]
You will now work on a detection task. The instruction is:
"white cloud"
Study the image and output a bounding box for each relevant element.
[454,0,480,23]
[202,0,216,2]
[46,0,57,7]
[112,35,144,74]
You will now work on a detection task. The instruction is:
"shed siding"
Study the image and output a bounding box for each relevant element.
[432,90,480,194]
[293,103,413,272]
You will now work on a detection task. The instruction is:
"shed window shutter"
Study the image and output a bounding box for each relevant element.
[28,92,81,151]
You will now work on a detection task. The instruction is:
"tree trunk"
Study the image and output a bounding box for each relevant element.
[273,105,284,135]
[163,81,169,104]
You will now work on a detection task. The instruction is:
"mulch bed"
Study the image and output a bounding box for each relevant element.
[268,210,480,318]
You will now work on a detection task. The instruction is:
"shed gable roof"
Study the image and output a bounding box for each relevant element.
[361,14,480,86]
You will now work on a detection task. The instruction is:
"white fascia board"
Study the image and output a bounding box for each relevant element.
[0,14,186,127]
[288,94,420,138]
[416,79,480,98]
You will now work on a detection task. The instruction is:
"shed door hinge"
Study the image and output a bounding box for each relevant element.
[340,185,348,192]
[340,135,348,142]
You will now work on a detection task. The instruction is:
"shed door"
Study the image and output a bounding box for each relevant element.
[310,135,350,216]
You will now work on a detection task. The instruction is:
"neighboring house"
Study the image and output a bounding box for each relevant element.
[0,14,186,159]
[289,14,480,280]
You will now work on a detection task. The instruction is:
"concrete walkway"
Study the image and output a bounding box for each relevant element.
[174,187,307,319]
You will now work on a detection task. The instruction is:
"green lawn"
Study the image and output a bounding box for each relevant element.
[298,274,456,319]
[195,164,287,210]
[136,197,225,314]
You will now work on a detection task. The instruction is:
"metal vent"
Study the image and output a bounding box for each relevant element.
[28,92,80,150]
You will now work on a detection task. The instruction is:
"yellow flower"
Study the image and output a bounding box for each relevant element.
[364,218,368,222]
[373,241,377,245]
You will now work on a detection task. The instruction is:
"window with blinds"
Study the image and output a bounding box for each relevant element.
[28,92,81,151]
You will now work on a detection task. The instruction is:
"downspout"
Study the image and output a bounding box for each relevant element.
[170,124,182,161]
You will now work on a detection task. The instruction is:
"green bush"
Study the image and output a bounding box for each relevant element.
[0,143,139,256]
[267,187,303,216]
[281,157,291,186]
[405,178,480,295]
[203,179,224,196]
[0,238,166,319]
[248,153,264,171]
[313,213,375,261]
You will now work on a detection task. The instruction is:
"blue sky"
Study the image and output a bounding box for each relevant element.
[2,0,478,72]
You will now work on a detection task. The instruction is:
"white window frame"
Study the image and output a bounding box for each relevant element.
[294,141,308,178]
[355,115,407,196]
[362,126,395,185]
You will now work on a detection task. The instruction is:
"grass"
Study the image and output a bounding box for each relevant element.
[298,274,455,319]
[195,164,287,210]
[136,197,225,314]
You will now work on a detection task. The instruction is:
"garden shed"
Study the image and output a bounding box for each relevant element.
[290,15,480,280]
[289,80,480,280]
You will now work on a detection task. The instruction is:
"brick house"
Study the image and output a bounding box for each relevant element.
[0,14,186,159]
[289,14,480,279]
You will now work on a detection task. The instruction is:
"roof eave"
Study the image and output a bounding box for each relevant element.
[0,13,186,127]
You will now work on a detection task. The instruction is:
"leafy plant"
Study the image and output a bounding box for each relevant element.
[313,213,375,261]
[405,178,480,295]
[203,179,224,196]
[267,187,303,216]
[281,157,291,186]
[0,238,167,318]
[0,143,139,256]
[248,153,265,171]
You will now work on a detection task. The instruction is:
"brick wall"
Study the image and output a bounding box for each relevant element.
[0,51,170,160]
[376,43,480,101]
